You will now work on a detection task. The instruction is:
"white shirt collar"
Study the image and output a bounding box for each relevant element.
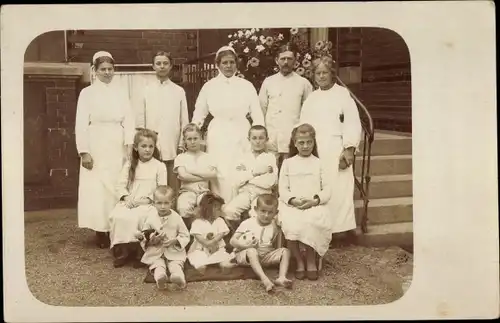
[318,83,339,92]
[216,70,237,84]
[277,71,296,80]
[94,78,113,88]
[155,77,171,86]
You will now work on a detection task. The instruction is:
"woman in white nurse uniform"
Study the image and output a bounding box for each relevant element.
[192,46,265,204]
[299,55,362,235]
[75,51,136,248]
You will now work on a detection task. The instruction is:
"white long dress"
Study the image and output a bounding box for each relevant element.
[75,79,136,232]
[277,155,333,257]
[187,217,233,269]
[192,72,265,203]
[300,84,362,233]
[259,71,313,154]
[109,158,168,248]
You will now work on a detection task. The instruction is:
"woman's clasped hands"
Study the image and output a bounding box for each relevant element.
[122,196,151,209]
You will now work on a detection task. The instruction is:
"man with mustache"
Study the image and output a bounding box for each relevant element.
[259,43,313,171]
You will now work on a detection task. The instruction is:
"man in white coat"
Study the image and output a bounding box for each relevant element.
[259,43,313,170]
[138,51,189,199]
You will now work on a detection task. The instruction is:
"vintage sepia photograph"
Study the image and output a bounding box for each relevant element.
[2,2,498,321]
[23,26,414,307]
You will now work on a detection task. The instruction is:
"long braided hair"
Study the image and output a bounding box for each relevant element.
[127,128,161,190]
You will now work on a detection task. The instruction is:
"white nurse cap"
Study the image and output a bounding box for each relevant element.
[216,45,236,57]
[92,51,114,64]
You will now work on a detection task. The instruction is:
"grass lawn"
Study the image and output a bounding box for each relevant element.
[25,209,413,306]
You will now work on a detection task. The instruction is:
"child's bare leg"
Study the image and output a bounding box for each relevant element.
[287,240,305,272]
[274,249,293,289]
[168,260,187,289]
[152,260,168,290]
[245,248,274,292]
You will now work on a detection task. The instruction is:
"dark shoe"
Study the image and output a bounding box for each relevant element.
[143,270,155,284]
[112,244,129,268]
[295,270,305,280]
[132,260,147,269]
[95,231,109,249]
[306,270,318,281]
[102,236,110,249]
[127,242,146,268]
[113,257,128,268]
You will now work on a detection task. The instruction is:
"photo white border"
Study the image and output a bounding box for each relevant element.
[2,2,498,321]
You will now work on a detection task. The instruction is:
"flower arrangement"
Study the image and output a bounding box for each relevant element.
[227,28,335,90]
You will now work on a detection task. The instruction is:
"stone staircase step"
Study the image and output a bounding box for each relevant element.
[354,174,413,199]
[356,222,413,249]
[355,154,412,176]
[360,137,412,156]
[355,196,413,225]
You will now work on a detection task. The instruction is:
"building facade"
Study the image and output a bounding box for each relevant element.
[23,27,411,211]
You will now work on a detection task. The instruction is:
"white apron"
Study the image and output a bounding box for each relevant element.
[77,122,126,232]
[317,134,357,233]
[192,72,265,204]
[300,84,362,234]
[206,116,251,203]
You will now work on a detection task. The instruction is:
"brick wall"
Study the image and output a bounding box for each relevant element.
[67,30,198,66]
[358,28,412,133]
[24,31,66,62]
[24,64,83,211]
[23,29,203,211]
[328,27,412,133]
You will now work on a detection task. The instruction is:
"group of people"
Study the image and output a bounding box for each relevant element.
[74,43,362,293]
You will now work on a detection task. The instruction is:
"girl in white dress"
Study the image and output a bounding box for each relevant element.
[109,128,168,268]
[174,123,218,229]
[75,51,135,248]
[277,123,333,281]
[191,45,265,204]
[187,192,235,274]
[299,55,362,235]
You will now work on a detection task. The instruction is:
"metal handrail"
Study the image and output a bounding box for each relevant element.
[335,76,374,233]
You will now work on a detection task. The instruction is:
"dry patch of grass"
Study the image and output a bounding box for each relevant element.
[25,209,413,306]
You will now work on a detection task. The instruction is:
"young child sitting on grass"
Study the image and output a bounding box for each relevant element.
[187,192,236,274]
[138,185,190,291]
[230,193,293,293]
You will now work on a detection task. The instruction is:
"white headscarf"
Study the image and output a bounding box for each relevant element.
[215,46,238,79]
